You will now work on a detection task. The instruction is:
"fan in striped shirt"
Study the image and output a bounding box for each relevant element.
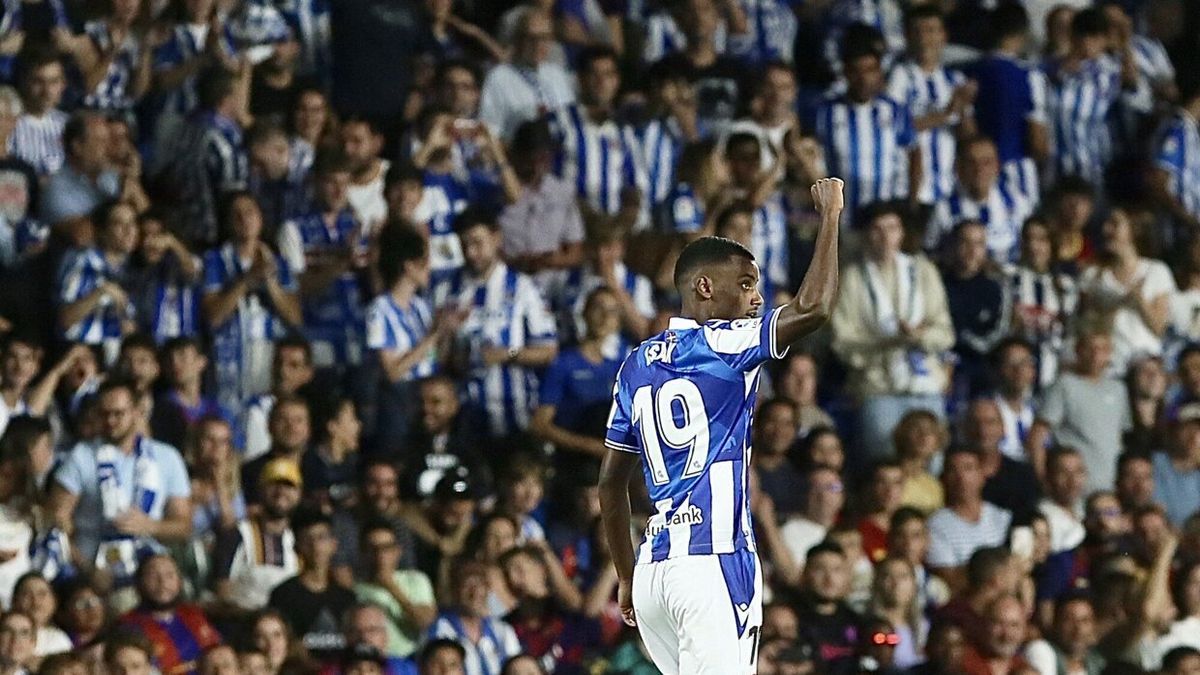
[11,52,67,177]
[885,6,976,209]
[548,47,648,229]
[1044,8,1150,188]
[816,40,920,225]
[1148,83,1200,232]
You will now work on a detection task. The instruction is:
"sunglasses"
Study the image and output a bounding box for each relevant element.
[871,632,901,646]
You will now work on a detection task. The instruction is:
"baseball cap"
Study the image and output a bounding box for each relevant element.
[259,458,303,488]
[341,643,386,669]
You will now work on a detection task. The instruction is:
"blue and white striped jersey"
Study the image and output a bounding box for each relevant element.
[225,0,292,64]
[276,0,331,84]
[413,171,469,288]
[1045,54,1150,185]
[640,11,729,64]
[81,20,141,112]
[927,182,1033,263]
[364,292,437,382]
[728,0,797,65]
[606,307,789,563]
[154,24,236,116]
[1153,110,1200,221]
[549,104,648,218]
[752,192,790,303]
[555,261,655,358]
[633,117,683,207]
[967,53,1047,203]
[657,182,705,234]
[10,109,66,176]
[815,93,916,219]
[886,61,965,205]
[433,263,558,438]
[277,208,368,366]
[57,247,130,347]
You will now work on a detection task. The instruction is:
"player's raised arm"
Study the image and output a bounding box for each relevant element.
[774,177,844,347]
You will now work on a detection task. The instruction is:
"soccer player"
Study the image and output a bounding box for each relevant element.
[598,177,844,674]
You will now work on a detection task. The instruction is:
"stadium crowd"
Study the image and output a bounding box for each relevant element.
[0,0,1197,674]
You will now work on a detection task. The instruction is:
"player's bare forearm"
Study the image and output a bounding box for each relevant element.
[775,178,843,347]
[598,450,640,582]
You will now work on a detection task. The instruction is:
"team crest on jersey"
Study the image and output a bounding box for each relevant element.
[645,334,678,365]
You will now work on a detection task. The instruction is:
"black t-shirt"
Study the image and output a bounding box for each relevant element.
[330,0,432,119]
[794,601,862,675]
[268,576,357,662]
[982,454,1041,525]
[658,54,749,133]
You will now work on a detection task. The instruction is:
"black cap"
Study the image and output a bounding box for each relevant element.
[434,467,476,501]
[342,643,386,668]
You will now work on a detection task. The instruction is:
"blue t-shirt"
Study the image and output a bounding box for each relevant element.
[539,348,622,433]
[1152,451,1200,527]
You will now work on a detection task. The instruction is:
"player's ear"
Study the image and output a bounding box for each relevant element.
[694,274,713,299]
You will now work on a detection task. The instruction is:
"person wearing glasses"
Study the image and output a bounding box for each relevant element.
[478,9,575,141]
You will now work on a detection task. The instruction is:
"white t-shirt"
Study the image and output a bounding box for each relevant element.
[347,158,391,232]
[927,502,1012,568]
[779,516,828,566]
[1079,258,1176,375]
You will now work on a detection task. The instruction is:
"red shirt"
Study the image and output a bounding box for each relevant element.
[119,605,222,675]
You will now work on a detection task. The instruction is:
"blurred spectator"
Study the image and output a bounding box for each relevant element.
[1116,450,1157,513]
[241,394,310,502]
[990,338,1039,461]
[1048,177,1098,273]
[301,396,361,513]
[47,379,192,584]
[433,208,557,441]
[1149,80,1200,232]
[724,132,787,304]
[941,221,1012,400]
[1152,403,1200,527]
[1024,592,1105,675]
[929,138,1032,265]
[428,560,521,675]
[1008,220,1077,390]
[0,611,35,675]
[129,211,203,344]
[184,415,245,545]
[240,336,315,464]
[214,457,302,612]
[926,448,1013,587]
[793,541,861,675]
[246,124,308,244]
[401,376,488,501]
[249,609,306,674]
[117,555,221,674]
[868,556,928,669]
[772,352,836,437]
[268,509,356,661]
[151,337,226,450]
[961,595,1029,675]
[893,410,945,514]
[831,203,954,460]
[330,460,420,583]
[353,519,436,660]
[11,50,67,178]
[1029,328,1131,492]
[11,573,69,657]
[340,116,388,234]
[1078,207,1174,376]
[780,465,845,575]
[500,545,596,673]
[1039,447,1088,554]
[963,399,1041,524]
[751,398,806,518]
[0,337,46,436]
[479,10,575,142]
[857,461,905,564]
[102,630,155,675]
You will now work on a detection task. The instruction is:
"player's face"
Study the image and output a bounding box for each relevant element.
[708,256,763,320]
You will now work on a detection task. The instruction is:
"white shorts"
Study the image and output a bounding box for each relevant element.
[632,549,763,675]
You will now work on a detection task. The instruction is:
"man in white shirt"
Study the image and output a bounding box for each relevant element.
[341,116,389,231]
[1038,447,1087,553]
[927,446,1013,588]
[479,9,575,141]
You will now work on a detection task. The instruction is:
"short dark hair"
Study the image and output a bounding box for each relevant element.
[841,23,886,63]
[1117,449,1153,475]
[453,205,500,236]
[990,336,1034,366]
[724,132,761,158]
[511,119,556,156]
[1055,175,1095,199]
[313,150,353,178]
[672,236,755,291]
[889,506,926,532]
[96,377,138,402]
[340,114,382,137]
[358,517,397,547]
[377,222,428,288]
[806,540,846,561]
[714,200,755,237]
[291,507,333,535]
[904,4,944,31]
[1045,445,1082,474]
[0,416,51,461]
[1162,647,1200,673]
[384,161,423,192]
[162,335,202,357]
[1071,8,1108,38]
[275,335,313,364]
[419,639,467,668]
[859,201,906,228]
[966,546,1013,589]
[434,58,480,88]
[578,45,619,74]
[197,67,237,109]
[988,2,1030,48]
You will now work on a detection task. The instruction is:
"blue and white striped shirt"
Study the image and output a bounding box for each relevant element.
[225,0,292,64]
[428,613,521,675]
[81,20,141,112]
[633,117,683,207]
[752,192,790,303]
[927,182,1033,263]
[133,256,202,344]
[657,182,706,234]
[154,23,235,116]
[640,11,729,64]
[56,248,130,346]
[276,0,331,85]
[555,261,655,358]
[433,263,558,438]
[413,172,469,288]
[815,93,916,219]
[550,104,648,218]
[886,61,965,205]
[1153,111,1200,221]
[277,208,367,366]
[728,0,797,65]
[606,307,790,563]
[10,110,66,176]
[364,292,436,381]
[1046,54,1150,185]
[202,243,297,412]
